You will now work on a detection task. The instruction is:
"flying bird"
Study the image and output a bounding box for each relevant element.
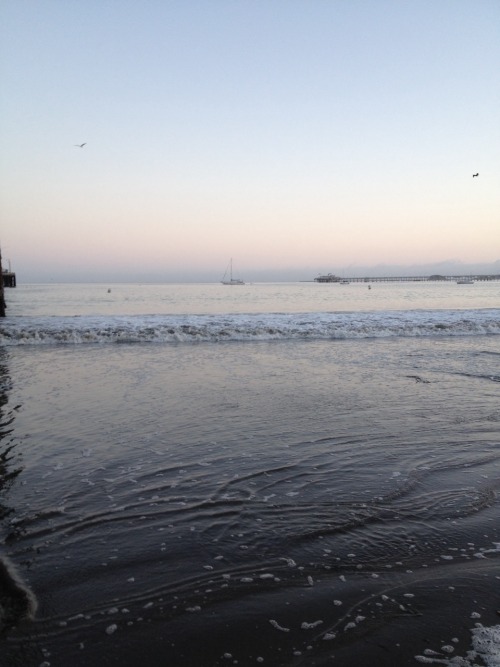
[472,173,479,177]
[74,143,87,148]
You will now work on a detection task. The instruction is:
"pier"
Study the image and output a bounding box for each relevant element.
[0,249,16,317]
[0,250,4,317]
[2,272,16,288]
[314,273,500,283]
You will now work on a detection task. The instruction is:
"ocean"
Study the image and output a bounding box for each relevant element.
[0,281,499,667]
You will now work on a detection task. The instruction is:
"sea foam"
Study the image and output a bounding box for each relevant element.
[1,309,499,346]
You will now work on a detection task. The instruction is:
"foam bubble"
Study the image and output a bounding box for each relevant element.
[415,624,500,666]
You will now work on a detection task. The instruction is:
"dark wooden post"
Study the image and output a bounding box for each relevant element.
[0,248,5,317]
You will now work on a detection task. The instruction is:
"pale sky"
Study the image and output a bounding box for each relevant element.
[1,0,499,282]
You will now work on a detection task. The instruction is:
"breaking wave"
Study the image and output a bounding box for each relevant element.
[1,309,499,346]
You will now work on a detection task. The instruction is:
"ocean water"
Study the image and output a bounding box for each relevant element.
[0,281,499,667]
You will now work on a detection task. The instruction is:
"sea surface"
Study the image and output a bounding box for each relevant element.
[0,281,499,667]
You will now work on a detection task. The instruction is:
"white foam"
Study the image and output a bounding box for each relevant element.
[269,619,290,632]
[415,624,500,666]
[301,620,323,630]
[1,309,499,346]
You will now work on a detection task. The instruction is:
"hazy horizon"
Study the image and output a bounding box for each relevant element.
[7,258,500,285]
[1,2,499,280]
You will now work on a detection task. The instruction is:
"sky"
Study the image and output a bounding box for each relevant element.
[1,0,499,283]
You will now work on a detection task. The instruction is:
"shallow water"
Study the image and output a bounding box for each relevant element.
[4,279,500,317]
[0,283,499,666]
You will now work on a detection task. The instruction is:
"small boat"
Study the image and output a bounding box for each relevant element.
[340,279,350,284]
[221,259,245,285]
[456,279,474,284]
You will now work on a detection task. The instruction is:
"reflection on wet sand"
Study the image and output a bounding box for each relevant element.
[0,350,37,632]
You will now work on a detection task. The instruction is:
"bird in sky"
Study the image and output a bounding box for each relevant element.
[472,173,479,177]
[74,143,86,148]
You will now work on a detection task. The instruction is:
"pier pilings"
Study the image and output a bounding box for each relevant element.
[0,250,5,317]
[0,248,16,316]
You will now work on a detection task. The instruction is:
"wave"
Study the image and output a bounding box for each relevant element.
[1,309,499,346]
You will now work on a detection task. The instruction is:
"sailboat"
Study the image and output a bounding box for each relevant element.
[221,259,245,285]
